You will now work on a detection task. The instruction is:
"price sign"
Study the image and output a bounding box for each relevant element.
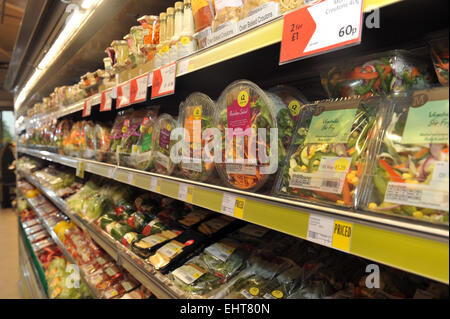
[76,161,85,179]
[100,89,113,112]
[221,194,246,218]
[234,198,245,219]
[186,186,194,203]
[82,98,92,117]
[178,183,188,202]
[128,173,135,185]
[130,74,149,104]
[307,214,353,252]
[117,82,131,108]
[279,0,363,64]
[177,59,190,76]
[150,177,160,193]
[332,220,353,252]
[151,62,176,99]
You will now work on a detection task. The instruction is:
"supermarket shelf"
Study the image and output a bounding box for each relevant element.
[19,172,181,299]
[18,229,48,299]
[18,146,450,284]
[19,189,100,298]
[19,0,393,125]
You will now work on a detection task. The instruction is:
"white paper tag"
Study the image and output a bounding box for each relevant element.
[150,177,159,192]
[237,2,279,33]
[177,58,190,76]
[226,163,257,175]
[206,21,238,47]
[430,161,449,187]
[205,241,236,262]
[290,171,346,194]
[384,182,449,212]
[307,214,334,247]
[156,151,170,170]
[221,193,237,217]
[178,183,188,201]
[128,173,134,185]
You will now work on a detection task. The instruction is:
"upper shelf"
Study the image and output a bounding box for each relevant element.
[17,146,450,284]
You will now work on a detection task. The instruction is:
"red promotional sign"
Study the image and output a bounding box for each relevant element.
[151,62,176,99]
[117,82,131,109]
[100,89,113,112]
[82,98,92,117]
[279,0,363,64]
[130,74,149,104]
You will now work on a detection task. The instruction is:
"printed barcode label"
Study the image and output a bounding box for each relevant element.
[263,293,276,300]
[308,231,318,239]
[241,289,254,299]
[307,214,334,247]
[226,163,257,175]
[181,160,202,172]
[290,172,345,194]
[384,182,449,212]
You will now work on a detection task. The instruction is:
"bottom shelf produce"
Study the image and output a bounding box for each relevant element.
[16,157,449,299]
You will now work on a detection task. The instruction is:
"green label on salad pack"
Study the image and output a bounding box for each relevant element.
[401,99,449,144]
[142,126,153,152]
[305,109,357,144]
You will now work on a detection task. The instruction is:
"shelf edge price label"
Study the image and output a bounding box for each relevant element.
[151,62,176,99]
[128,172,135,185]
[178,183,189,202]
[117,82,131,108]
[150,177,160,193]
[76,161,85,179]
[100,89,113,112]
[279,0,363,64]
[82,98,93,117]
[130,73,149,104]
[332,220,353,252]
[221,193,237,217]
[234,198,245,219]
[306,213,334,247]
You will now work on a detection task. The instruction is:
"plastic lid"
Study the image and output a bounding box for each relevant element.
[159,12,166,20]
[167,7,174,15]
[214,80,278,191]
[175,2,183,10]
[151,113,178,175]
[178,92,216,181]
[184,0,191,4]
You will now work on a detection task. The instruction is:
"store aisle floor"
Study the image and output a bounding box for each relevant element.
[0,208,22,299]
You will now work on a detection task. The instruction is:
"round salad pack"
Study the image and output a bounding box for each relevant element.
[93,124,111,162]
[276,96,383,208]
[150,114,178,175]
[57,119,72,155]
[321,50,432,98]
[178,92,216,182]
[214,80,280,192]
[108,113,127,164]
[362,89,449,224]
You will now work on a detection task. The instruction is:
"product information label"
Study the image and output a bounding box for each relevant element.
[142,234,167,246]
[384,182,449,212]
[172,263,207,285]
[221,194,245,218]
[238,2,279,33]
[156,151,170,170]
[181,160,203,172]
[206,21,238,47]
[205,240,237,262]
[159,241,184,258]
[280,0,363,64]
[307,214,334,247]
[150,177,159,193]
[226,163,257,175]
[401,99,449,144]
[159,128,171,150]
[100,89,113,112]
[83,97,92,117]
[227,91,252,133]
[305,109,357,144]
[430,161,449,187]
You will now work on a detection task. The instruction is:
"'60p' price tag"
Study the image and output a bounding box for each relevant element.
[280,0,363,64]
[151,62,176,99]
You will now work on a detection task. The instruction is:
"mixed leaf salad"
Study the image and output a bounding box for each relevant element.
[322,50,431,98]
[151,114,178,175]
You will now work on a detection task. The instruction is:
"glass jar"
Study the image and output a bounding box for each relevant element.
[169,2,184,63]
[154,12,167,68]
[162,7,174,66]
[178,0,197,59]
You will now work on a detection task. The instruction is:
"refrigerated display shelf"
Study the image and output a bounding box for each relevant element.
[18,222,48,299]
[17,147,450,284]
[19,171,182,299]
[19,189,100,298]
[17,0,395,127]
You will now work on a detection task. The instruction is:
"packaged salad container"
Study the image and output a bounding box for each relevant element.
[117,107,159,167]
[178,92,217,182]
[57,119,72,155]
[150,114,178,175]
[215,80,293,192]
[81,121,95,159]
[430,37,449,87]
[212,0,243,32]
[129,109,159,171]
[361,88,449,224]
[93,124,111,162]
[108,113,127,164]
[321,50,432,98]
[275,96,385,208]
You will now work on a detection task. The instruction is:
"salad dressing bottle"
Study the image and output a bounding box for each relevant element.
[178,0,196,59]
[154,12,166,68]
[169,2,184,63]
[162,7,174,66]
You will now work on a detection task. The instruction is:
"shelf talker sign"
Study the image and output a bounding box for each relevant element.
[130,73,149,104]
[151,62,177,99]
[82,97,92,117]
[100,89,113,112]
[279,0,364,64]
[117,81,131,109]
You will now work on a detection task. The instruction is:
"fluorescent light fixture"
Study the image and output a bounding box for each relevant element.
[81,0,96,9]
[15,0,103,111]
